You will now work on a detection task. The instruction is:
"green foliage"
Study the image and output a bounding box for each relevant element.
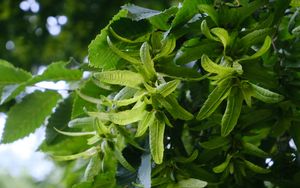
[1,0,300,187]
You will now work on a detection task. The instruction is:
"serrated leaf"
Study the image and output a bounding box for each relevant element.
[84,155,102,181]
[200,136,230,149]
[114,148,135,172]
[88,10,128,69]
[243,160,270,174]
[46,95,73,144]
[87,102,146,125]
[136,111,156,137]
[1,90,61,143]
[221,87,243,137]
[250,82,284,103]
[157,80,180,97]
[150,118,165,164]
[140,42,156,81]
[28,61,82,83]
[197,78,232,120]
[94,70,144,89]
[176,178,208,188]
[0,59,32,85]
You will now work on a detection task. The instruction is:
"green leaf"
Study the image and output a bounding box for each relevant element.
[243,160,270,174]
[93,70,144,89]
[290,0,300,7]
[197,78,232,120]
[1,90,61,143]
[200,136,230,149]
[87,102,146,125]
[155,94,194,120]
[213,155,232,173]
[200,20,218,41]
[136,111,156,137]
[239,36,272,62]
[198,4,218,25]
[29,61,82,83]
[175,150,199,163]
[211,28,230,49]
[88,10,128,69]
[176,178,208,188]
[249,82,284,103]
[242,142,269,158]
[201,55,234,76]
[171,0,202,29]
[150,117,165,164]
[240,28,273,50]
[154,35,176,60]
[53,146,99,161]
[114,148,135,172]
[84,155,102,181]
[106,36,141,66]
[221,87,243,137]
[140,42,156,80]
[46,95,73,145]
[0,59,32,85]
[157,80,180,97]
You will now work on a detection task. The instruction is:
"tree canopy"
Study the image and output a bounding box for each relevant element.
[1,0,300,187]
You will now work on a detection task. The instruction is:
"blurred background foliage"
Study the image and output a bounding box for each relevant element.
[0,0,176,71]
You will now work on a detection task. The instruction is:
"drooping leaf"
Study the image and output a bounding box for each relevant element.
[114,148,135,172]
[136,111,156,137]
[243,160,270,174]
[149,117,165,164]
[239,36,272,62]
[221,87,243,137]
[1,90,61,143]
[249,82,284,103]
[211,27,230,49]
[46,95,73,144]
[198,4,218,25]
[242,142,269,158]
[213,155,232,173]
[197,78,232,120]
